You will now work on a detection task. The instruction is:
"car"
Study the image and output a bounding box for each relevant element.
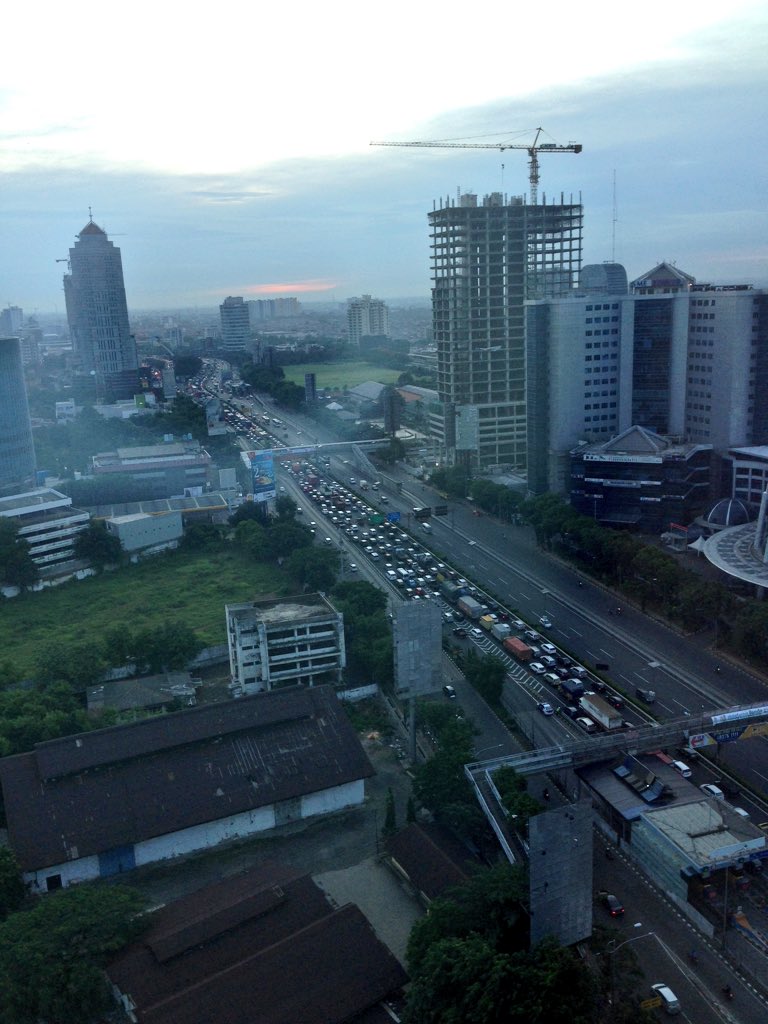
[537,701,555,716]
[443,684,457,699]
[554,666,571,680]
[700,783,725,800]
[600,892,625,917]
[541,643,557,656]
[576,716,597,733]
[529,662,546,674]
[605,694,624,709]
[540,655,557,669]
[650,983,681,1015]
[539,615,552,628]
[524,630,541,642]
[323,537,332,545]
[470,627,483,639]
[561,705,580,720]
[543,673,561,686]
[453,627,468,638]
[348,562,358,572]
[511,619,526,630]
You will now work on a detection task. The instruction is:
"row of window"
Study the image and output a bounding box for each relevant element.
[585,329,619,336]
[585,303,620,311]
[585,340,619,349]
[584,402,617,409]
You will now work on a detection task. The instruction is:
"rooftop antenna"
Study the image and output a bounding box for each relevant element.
[611,171,617,263]
[88,206,93,223]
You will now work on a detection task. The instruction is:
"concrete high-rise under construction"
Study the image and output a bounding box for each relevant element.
[63,218,138,401]
[430,191,582,470]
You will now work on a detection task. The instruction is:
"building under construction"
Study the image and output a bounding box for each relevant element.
[430,191,582,471]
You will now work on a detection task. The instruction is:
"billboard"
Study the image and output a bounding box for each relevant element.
[205,397,227,436]
[241,449,276,503]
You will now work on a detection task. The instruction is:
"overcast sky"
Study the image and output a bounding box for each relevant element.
[2,1,766,313]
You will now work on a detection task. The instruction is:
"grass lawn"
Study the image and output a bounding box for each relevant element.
[281,362,402,390]
[1,548,294,677]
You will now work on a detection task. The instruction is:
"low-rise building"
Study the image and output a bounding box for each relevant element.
[105,510,183,555]
[108,862,407,1024]
[0,684,373,892]
[569,425,712,533]
[91,441,215,498]
[0,487,90,574]
[227,594,346,695]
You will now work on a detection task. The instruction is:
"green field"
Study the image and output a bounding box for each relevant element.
[281,362,401,390]
[1,549,293,677]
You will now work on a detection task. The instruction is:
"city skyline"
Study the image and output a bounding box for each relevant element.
[1,2,766,312]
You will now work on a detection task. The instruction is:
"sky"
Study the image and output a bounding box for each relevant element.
[1,0,767,313]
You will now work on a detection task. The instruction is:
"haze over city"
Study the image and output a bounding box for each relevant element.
[2,0,766,311]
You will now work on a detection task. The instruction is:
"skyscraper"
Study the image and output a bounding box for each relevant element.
[0,336,36,493]
[347,295,390,348]
[219,296,252,354]
[430,191,582,470]
[63,218,138,400]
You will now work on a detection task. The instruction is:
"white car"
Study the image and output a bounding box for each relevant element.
[539,615,552,628]
[511,619,526,630]
[700,783,725,800]
[537,702,555,716]
[541,642,557,656]
[348,563,358,572]
[470,627,484,639]
[529,662,546,674]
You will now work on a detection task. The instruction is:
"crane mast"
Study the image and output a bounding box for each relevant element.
[371,127,582,205]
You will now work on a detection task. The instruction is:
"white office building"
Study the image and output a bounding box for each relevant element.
[226,594,346,695]
[347,295,390,347]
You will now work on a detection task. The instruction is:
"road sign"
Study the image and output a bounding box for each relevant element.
[386,511,401,522]
[433,504,449,516]
[414,507,432,520]
[369,513,385,525]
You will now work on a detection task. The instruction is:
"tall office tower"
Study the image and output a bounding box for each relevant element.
[63,219,138,401]
[0,306,24,336]
[347,295,390,348]
[527,262,768,495]
[431,191,582,471]
[0,337,36,493]
[219,296,251,353]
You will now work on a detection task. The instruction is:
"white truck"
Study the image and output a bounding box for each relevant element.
[359,479,369,490]
[491,622,511,641]
[578,693,622,731]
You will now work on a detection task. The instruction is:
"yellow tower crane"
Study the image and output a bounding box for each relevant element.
[370,127,582,205]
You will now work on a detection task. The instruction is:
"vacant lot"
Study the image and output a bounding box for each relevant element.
[282,362,401,390]
[1,548,292,677]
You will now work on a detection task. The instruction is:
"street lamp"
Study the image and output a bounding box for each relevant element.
[605,928,654,1005]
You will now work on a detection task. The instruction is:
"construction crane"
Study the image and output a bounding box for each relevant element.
[370,127,581,205]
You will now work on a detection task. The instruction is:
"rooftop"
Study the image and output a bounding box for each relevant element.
[228,594,339,627]
[0,685,373,871]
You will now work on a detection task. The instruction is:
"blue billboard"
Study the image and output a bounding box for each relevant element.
[241,449,276,503]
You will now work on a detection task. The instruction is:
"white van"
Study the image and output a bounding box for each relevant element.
[671,760,692,778]
[651,984,681,1015]
[421,522,432,534]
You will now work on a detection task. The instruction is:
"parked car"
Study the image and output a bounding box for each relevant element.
[700,783,725,800]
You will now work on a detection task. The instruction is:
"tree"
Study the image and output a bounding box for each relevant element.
[0,884,146,1024]
[492,765,543,830]
[0,848,25,920]
[284,546,338,591]
[274,494,298,519]
[173,354,203,379]
[229,500,269,526]
[179,522,224,551]
[383,788,396,835]
[35,641,108,690]
[234,519,268,560]
[462,650,506,706]
[0,519,38,590]
[74,522,123,571]
[260,521,314,560]
[0,684,93,757]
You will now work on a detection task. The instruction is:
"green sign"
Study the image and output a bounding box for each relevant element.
[369,514,385,525]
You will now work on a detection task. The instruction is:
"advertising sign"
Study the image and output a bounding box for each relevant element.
[241,449,276,503]
[205,397,227,436]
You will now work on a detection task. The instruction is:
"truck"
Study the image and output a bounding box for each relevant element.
[503,636,533,662]
[578,693,622,731]
[491,622,512,641]
[359,480,369,490]
[560,678,586,703]
[441,581,464,602]
[457,595,484,620]
[479,614,496,632]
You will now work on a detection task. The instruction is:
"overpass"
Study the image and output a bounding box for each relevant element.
[465,700,768,864]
